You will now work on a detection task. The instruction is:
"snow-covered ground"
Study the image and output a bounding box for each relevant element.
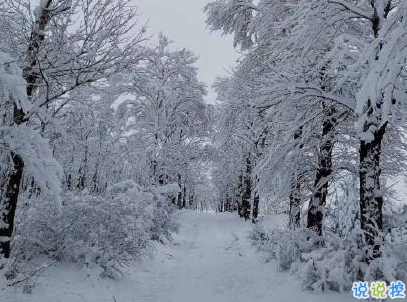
[2,211,356,302]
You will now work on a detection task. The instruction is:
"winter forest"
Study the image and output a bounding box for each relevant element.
[1,0,407,301]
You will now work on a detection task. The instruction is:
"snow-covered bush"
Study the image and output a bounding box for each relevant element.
[251,222,317,271]
[11,180,178,279]
[250,221,311,270]
[251,175,406,292]
[251,216,407,293]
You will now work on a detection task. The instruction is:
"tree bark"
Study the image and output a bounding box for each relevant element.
[0,1,53,258]
[240,156,252,220]
[289,175,301,230]
[307,104,335,237]
[289,128,303,230]
[251,175,259,223]
[0,151,24,259]
[357,3,386,264]
[182,184,187,209]
[252,190,259,223]
[359,122,387,262]
[237,172,244,217]
[177,174,182,209]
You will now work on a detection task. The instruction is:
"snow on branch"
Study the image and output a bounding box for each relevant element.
[328,0,373,20]
[205,0,256,49]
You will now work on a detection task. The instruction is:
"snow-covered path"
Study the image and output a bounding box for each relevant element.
[3,211,355,302]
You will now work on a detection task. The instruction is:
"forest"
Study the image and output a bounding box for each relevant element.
[1,0,407,301]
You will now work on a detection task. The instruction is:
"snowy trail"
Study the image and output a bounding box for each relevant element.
[3,211,355,302]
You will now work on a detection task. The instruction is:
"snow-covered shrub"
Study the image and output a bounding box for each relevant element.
[106,181,179,243]
[252,220,361,292]
[295,229,365,292]
[251,182,407,293]
[383,208,407,284]
[250,222,312,270]
[12,180,178,279]
[251,215,407,293]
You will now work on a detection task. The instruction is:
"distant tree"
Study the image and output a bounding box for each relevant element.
[116,35,208,207]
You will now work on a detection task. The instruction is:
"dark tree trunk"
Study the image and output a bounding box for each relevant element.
[252,190,259,223]
[251,174,259,223]
[66,173,72,190]
[359,122,387,263]
[356,5,387,264]
[289,176,301,230]
[77,169,85,191]
[182,184,187,209]
[241,156,252,221]
[92,169,99,193]
[0,152,24,259]
[289,128,303,230]
[0,105,25,258]
[237,172,244,217]
[77,144,89,190]
[307,104,336,237]
[177,174,182,209]
[0,1,54,258]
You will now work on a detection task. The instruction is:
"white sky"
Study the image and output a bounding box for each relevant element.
[135,0,240,104]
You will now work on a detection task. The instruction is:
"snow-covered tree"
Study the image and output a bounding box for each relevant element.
[0,0,146,258]
[206,0,407,271]
[116,35,209,208]
[0,51,61,258]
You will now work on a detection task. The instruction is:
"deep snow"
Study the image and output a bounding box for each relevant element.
[2,211,356,302]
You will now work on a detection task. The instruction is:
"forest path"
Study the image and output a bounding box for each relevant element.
[4,211,354,302]
[122,211,354,302]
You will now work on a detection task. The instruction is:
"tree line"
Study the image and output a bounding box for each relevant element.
[207,0,407,282]
[0,0,208,278]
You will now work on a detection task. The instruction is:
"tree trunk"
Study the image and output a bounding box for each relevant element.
[0,104,25,258]
[182,184,187,209]
[237,172,244,217]
[252,191,259,223]
[67,174,72,190]
[177,174,182,209]
[0,1,53,258]
[289,175,301,230]
[357,5,387,264]
[289,128,303,230]
[251,175,259,223]
[0,152,24,259]
[241,156,252,221]
[359,122,387,262]
[307,104,335,237]
[77,147,88,190]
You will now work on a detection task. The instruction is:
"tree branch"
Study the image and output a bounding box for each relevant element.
[328,0,372,20]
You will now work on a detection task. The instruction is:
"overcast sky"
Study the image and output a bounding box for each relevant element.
[136,0,239,103]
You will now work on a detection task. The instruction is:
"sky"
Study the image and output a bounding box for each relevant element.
[135,0,240,104]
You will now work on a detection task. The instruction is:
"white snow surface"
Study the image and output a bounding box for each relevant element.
[2,211,355,302]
